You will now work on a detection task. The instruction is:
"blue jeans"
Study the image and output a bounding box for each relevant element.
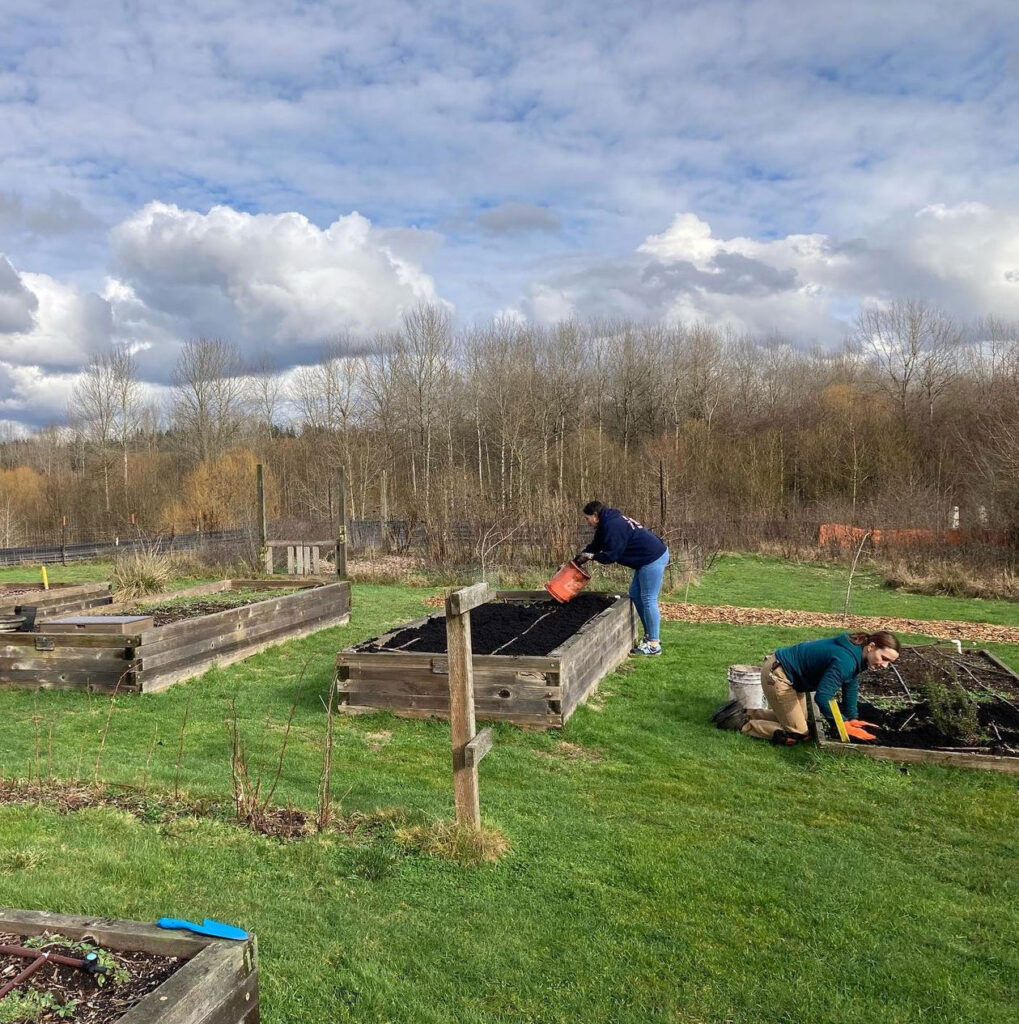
[629,549,669,641]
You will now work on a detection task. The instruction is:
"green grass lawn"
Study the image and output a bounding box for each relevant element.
[0,562,114,585]
[1,566,1018,1022]
[678,553,1019,625]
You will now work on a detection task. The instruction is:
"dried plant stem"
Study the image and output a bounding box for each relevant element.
[317,677,338,832]
[142,724,159,797]
[842,530,872,622]
[173,690,193,800]
[92,671,128,787]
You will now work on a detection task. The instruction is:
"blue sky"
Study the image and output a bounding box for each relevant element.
[0,0,1018,425]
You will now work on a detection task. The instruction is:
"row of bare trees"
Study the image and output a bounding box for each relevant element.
[1,301,1017,551]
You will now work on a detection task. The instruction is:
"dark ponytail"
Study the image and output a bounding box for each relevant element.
[849,630,901,652]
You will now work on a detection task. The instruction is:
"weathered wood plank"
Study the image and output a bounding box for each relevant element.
[338,702,560,728]
[0,652,132,672]
[0,910,209,957]
[464,727,494,768]
[446,601,480,825]
[445,583,492,617]
[0,633,140,650]
[0,670,138,692]
[118,943,250,1024]
[817,735,1019,775]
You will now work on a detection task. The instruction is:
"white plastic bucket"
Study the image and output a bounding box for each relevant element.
[728,664,767,709]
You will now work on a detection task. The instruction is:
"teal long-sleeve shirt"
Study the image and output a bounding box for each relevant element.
[773,633,865,722]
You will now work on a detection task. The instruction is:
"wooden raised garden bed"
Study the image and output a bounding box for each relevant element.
[812,645,1019,774]
[0,579,351,694]
[0,908,257,1023]
[0,582,113,621]
[336,590,637,728]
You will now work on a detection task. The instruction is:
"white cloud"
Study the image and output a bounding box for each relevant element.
[515,203,1019,342]
[0,265,112,368]
[107,202,446,359]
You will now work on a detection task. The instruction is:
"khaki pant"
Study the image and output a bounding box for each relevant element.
[742,655,809,740]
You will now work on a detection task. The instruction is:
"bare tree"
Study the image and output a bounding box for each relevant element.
[70,346,140,513]
[171,337,246,463]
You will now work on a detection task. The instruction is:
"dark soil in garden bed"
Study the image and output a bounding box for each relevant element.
[0,931,182,1023]
[854,646,1019,756]
[359,594,616,656]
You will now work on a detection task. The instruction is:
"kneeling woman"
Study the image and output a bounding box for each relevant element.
[739,630,900,745]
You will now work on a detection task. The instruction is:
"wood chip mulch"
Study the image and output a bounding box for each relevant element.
[659,602,1019,645]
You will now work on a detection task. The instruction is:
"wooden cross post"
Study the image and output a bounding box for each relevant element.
[336,468,348,580]
[445,583,494,828]
[256,464,269,572]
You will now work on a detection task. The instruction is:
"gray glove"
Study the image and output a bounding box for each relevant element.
[574,551,593,565]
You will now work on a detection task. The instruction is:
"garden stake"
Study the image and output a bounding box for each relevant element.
[828,700,850,742]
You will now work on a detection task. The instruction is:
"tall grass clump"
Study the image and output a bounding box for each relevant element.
[110,544,175,600]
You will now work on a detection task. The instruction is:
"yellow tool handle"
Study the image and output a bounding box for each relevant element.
[40,565,49,591]
[828,699,850,742]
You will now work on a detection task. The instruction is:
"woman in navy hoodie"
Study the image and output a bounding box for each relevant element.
[576,501,669,656]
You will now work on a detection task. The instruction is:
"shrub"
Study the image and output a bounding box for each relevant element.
[920,673,982,743]
[110,545,175,601]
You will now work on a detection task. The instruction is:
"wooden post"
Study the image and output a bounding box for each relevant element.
[60,515,67,567]
[445,583,493,828]
[256,463,268,572]
[380,468,389,553]
[336,468,348,579]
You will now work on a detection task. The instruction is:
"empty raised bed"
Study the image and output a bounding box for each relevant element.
[0,909,257,1024]
[813,645,1019,774]
[0,578,351,694]
[336,591,637,728]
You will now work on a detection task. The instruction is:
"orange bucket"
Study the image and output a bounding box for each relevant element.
[544,560,592,603]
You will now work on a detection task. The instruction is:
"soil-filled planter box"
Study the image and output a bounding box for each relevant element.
[812,645,1019,774]
[336,591,638,728]
[0,582,113,620]
[0,909,257,1023]
[0,579,351,694]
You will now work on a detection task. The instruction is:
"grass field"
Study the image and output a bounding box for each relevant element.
[1,560,1017,1023]
[678,552,1019,625]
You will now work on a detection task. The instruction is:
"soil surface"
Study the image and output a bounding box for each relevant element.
[659,601,1019,644]
[855,646,1019,756]
[0,932,182,1023]
[360,594,616,656]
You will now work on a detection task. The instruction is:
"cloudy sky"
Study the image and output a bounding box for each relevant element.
[1,0,1018,426]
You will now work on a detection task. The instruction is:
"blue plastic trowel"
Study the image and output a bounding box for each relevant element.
[157,917,249,940]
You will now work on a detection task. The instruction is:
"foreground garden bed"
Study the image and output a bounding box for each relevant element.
[0,579,350,694]
[814,645,1019,774]
[0,910,257,1024]
[336,591,636,728]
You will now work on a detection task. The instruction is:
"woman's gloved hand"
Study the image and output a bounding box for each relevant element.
[574,551,593,565]
[844,720,878,742]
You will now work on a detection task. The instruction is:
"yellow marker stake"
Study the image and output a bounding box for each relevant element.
[828,699,850,742]
[40,565,49,591]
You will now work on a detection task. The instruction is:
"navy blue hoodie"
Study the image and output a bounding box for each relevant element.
[582,507,668,570]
